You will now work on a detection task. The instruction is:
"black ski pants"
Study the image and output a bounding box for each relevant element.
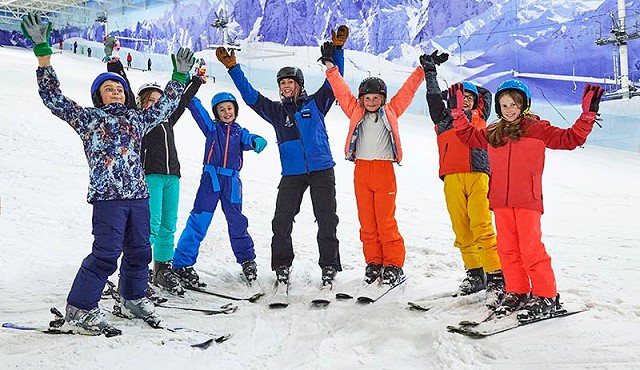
[270,168,341,271]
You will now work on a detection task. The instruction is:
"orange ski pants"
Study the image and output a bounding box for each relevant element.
[493,207,557,298]
[354,160,405,268]
[443,172,500,272]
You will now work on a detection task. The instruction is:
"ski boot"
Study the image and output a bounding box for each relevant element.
[382,265,405,286]
[65,303,121,337]
[364,263,383,284]
[458,267,486,296]
[516,294,561,323]
[153,260,185,296]
[173,266,206,288]
[321,266,337,287]
[495,292,531,318]
[117,296,162,328]
[275,265,290,285]
[242,260,258,282]
[485,270,506,309]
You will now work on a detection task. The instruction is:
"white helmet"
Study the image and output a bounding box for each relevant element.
[137,82,162,96]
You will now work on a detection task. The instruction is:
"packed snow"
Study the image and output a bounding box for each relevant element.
[0,44,639,369]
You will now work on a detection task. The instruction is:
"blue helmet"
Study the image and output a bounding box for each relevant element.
[495,79,531,118]
[461,81,479,109]
[211,92,239,121]
[90,72,130,107]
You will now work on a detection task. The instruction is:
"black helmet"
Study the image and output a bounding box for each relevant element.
[277,66,304,87]
[358,77,387,98]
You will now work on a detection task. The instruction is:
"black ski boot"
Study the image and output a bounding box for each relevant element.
[275,265,290,285]
[485,270,506,309]
[173,266,205,288]
[153,261,185,296]
[382,265,405,285]
[321,266,337,287]
[242,260,258,282]
[516,294,560,323]
[364,263,383,284]
[458,267,486,296]
[495,291,531,317]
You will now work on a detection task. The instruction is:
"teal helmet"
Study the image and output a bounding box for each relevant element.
[211,92,239,120]
[495,79,531,118]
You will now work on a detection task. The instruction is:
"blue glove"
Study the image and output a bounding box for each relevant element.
[20,12,53,56]
[253,137,267,153]
[171,47,195,83]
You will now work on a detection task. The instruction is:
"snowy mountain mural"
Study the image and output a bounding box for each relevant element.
[1,0,639,103]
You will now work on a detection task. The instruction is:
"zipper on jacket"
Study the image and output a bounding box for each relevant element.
[162,125,170,174]
[223,124,231,168]
[506,142,512,205]
[207,141,215,164]
[143,149,147,169]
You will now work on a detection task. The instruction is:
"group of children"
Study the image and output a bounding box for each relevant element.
[21,11,604,335]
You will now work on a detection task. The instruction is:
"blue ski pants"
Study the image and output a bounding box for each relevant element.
[173,170,255,269]
[67,199,152,310]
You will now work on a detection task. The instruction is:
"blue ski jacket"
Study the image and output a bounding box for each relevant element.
[188,96,261,202]
[228,48,344,176]
[36,66,185,203]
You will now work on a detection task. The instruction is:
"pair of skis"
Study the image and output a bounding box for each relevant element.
[408,292,586,337]
[1,307,231,347]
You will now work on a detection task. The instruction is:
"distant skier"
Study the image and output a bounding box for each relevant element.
[21,11,194,335]
[214,25,349,287]
[126,52,132,69]
[321,41,423,286]
[147,57,152,71]
[420,50,505,307]
[172,92,267,286]
[103,35,204,296]
[452,79,604,322]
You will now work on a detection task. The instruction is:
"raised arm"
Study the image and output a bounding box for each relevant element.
[386,66,425,117]
[420,51,450,125]
[187,95,214,135]
[169,76,203,126]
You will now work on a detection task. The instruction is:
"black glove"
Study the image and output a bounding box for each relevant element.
[419,53,436,73]
[581,83,605,114]
[433,51,449,65]
[318,41,334,64]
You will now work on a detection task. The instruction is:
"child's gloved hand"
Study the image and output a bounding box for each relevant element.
[103,35,120,62]
[448,83,465,111]
[420,50,449,73]
[216,47,237,69]
[331,25,349,48]
[20,12,53,56]
[253,137,267,153]
[317,41,334,64]
[171,47,195,83]
[581,84,605,114]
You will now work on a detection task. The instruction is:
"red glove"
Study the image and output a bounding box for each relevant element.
[448,83,465,111]
[581,84,604,114]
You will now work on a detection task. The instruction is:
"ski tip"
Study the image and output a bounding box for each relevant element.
[407,302,432,311]
[335,293,353,300]
[268,302,289,309]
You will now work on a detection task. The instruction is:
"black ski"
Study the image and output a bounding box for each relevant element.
[155,302,237,315]
[447,308,587,337]
[356,276,408,304]
[184,284,264,303]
